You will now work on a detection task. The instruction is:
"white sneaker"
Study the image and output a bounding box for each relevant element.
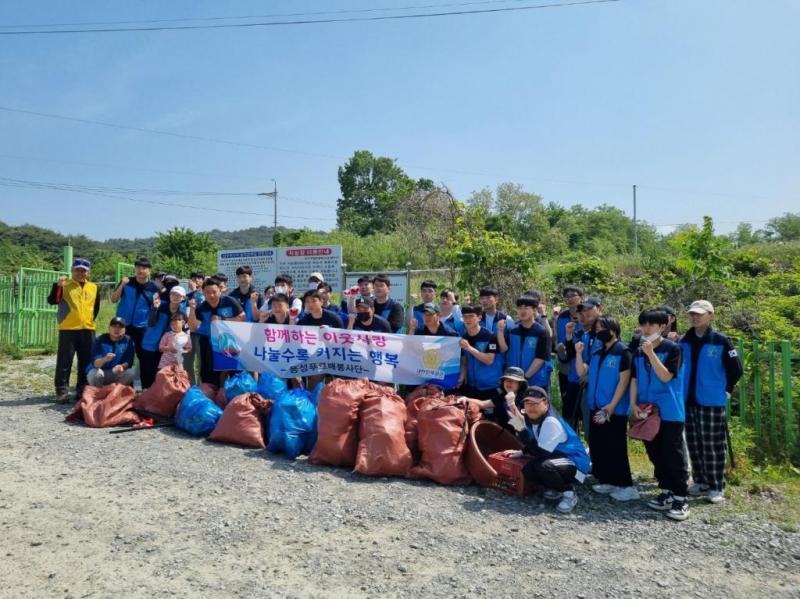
[707,490,725,504]
[592,483,616,495]
[542,489,562,500]
[688,483,709,496]
[610,486,640,502]
[556,491,578,513]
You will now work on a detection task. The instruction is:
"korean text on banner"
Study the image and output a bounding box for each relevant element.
[211,321,460,387]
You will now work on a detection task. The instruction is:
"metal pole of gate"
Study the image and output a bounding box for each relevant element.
[63,245,73,273]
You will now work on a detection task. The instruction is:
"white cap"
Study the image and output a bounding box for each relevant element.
[688,300,714,314]
[309,272,324,282]
[170,285,187,298]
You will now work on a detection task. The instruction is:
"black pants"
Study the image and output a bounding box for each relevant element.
[522,454,577,492]
[562,381,583,433]
[125,325,146,380]
[55,329,95,397]
[457,385,496,401]
[197,335,219,385]
[139,349,161,389]
[588,414,633,487]
[644,420,689,497]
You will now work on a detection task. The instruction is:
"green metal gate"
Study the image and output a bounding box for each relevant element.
[16,267,66,350]
[0,274,15,347]
[115,261,135,284]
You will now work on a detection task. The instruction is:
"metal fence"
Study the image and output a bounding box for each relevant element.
[0,267,66,350]
[115,261,136,284]
[0,274,15,347]
[735,339,799,455]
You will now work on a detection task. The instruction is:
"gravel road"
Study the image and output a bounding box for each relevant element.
[1,358,798,598]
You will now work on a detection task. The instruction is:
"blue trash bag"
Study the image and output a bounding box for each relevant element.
[310,380,325,405]
[267,388,318,459]
[175,386,224,437]
[224,371,258,402]
[256,372,288,401]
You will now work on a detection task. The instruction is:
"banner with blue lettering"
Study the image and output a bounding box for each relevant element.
[211,321,461,387]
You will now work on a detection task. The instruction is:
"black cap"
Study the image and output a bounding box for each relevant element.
[522,386,550,402]
[109,316,126,328]
[421,302,439,314]
[355,296,375,308]
[578,296,602,310]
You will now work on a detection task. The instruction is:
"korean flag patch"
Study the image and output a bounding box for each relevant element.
[728,349,738,358]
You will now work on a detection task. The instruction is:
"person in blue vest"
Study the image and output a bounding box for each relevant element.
[629,309,689,520]
[439,288,465,335]
[187,276,246,385]
[409,302,459,337]
[477,286,512,334]
[498,295,552,390]
[228,265,263,322]
[86,316,136,388]
[504,386,590,514]
[110,256,160,386]
[412,280,438,325]
[183,272,206,384]
[680,300,743,505]
[346,296,393,333]
[458,305,504,400]
[372,274,404,333]
[574,316,638,502]
[555,285,584,414]
[564,296,604,435]
[140,285,188,388]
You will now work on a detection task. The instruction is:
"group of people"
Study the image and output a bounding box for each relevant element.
[49,257,743,520]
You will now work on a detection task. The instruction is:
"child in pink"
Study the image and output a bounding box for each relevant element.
[158,311,192,369]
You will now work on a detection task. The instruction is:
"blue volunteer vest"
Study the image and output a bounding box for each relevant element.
[464,329,505,391]
[679,331,731,407]
[116,281,158,329]
[377,298,403,333]
[86,334,135,373]
[568,330,600,384]
[142,304,187,351]
[506,322,552,388]
[633,339,684,422]
[586,341,630,416]
[527,412,591,474]
[479,310,509,335]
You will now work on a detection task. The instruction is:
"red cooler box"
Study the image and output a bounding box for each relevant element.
[487,451,536,496]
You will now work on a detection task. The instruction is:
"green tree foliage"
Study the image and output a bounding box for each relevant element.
[336,150,429,236]
[444,206,538,309]
[153,227,219,277]
[764,212,800,242]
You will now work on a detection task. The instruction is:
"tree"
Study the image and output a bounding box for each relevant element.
[393,185,463,268]
[336,150,424,236]
[153,227,219,276]
[443,206,538,309]
[764,212,800,242]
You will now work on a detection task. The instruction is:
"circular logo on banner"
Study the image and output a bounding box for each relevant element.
[422,348,442,370]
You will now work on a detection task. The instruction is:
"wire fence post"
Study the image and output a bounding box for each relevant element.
[782,340,795,453]
[738,339,746,425]
[752,340,762,440]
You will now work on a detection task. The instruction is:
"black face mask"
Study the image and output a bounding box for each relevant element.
[596,330,613,343]
[356,312,371,323]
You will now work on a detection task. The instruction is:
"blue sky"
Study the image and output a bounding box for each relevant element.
[0,0,797,240]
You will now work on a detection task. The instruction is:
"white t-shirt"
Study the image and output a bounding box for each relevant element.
[531,415,586,483]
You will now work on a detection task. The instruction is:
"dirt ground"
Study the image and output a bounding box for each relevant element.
[1,355,799,598]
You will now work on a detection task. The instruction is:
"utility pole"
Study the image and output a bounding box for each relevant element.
[258,179,278,242]
[632,184,638,254]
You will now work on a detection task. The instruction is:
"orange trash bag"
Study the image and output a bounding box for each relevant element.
[199,383,220,402]
[309,377,370,467]
[66,383,140,428]
[133,364,191,418]
[354,384,413,477]
[209,392,272,449]
[404,384,446,460]
[409,397,482,486]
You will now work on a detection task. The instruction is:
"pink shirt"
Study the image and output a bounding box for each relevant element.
[158,331,192,369]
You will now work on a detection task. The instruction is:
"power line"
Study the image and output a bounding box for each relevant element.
[0,176,338,221]
[0,0,533,29]
[0,1,621,35]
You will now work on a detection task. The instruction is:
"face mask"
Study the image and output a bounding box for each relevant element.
[596,330,613,343]
[356,312,371,323]
[308,282,319,290]
[644,331,662,343]
[274,286,287,295]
